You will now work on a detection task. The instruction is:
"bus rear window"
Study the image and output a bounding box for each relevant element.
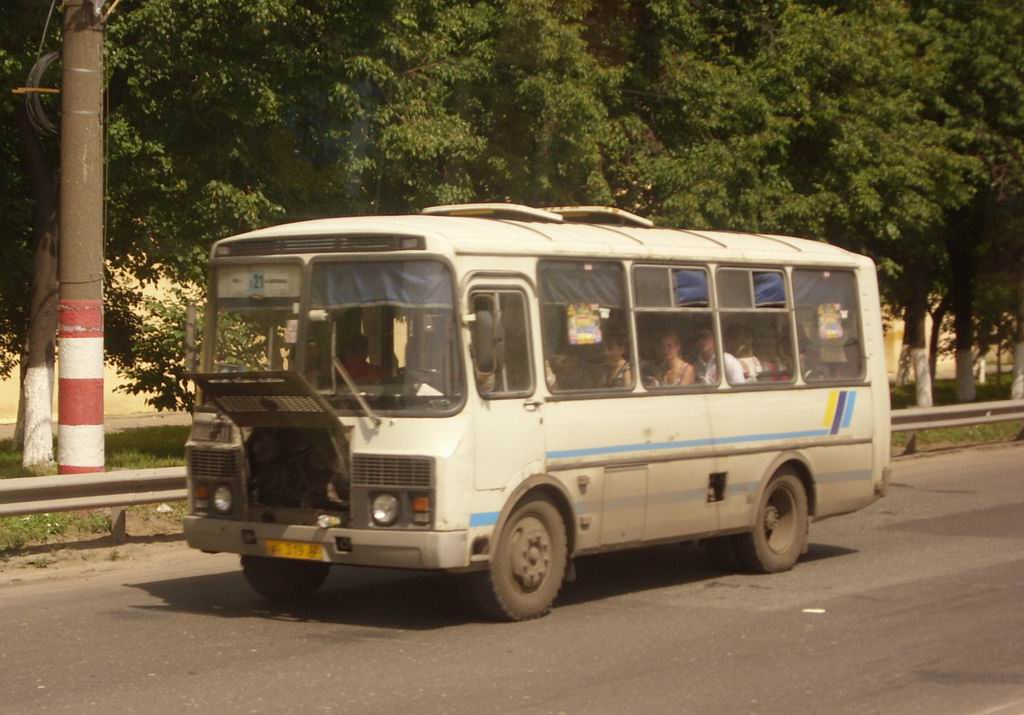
[793,269,864,382]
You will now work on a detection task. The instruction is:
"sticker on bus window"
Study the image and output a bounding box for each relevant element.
[817,303,844,340]
[567,303,602,345]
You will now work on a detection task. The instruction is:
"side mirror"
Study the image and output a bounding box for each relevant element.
[472,307,497,374]
[470,294,507,379]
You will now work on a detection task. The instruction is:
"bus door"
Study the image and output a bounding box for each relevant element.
[466,280,546,491]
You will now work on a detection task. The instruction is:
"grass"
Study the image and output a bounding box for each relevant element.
[0,425,189,479]
[890,377,1015,409]
[0,512,111,554]
[892,420,1022,451]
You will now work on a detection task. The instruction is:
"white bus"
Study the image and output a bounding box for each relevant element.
[184,203,892,621]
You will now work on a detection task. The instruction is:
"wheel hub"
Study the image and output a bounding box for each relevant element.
[764,505,781,532]
[510,516,551,592]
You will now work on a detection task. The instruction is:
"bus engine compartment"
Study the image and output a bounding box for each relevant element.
[187,372,352,527]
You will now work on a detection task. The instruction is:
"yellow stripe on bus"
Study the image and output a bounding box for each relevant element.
[822,390,839,427]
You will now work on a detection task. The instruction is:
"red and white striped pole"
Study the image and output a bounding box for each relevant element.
[58,302,104,473]
[58,1,105,475]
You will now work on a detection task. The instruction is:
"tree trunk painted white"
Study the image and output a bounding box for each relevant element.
[896,343,911,386]
[12,363,26,449]
[1012,342,1024,400]
[955,348,976,402]
[14,99,59,466]
[911,347,933,407]
[975,356,986,384]
[21,364,54,467]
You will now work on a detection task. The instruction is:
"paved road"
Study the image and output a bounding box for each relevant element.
[2,444,1023,714]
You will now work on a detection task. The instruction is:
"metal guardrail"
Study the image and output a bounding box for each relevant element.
[0,466,186,543]
[0,466,186,517]
[891,399,1024,433]
[0,401,1022,539]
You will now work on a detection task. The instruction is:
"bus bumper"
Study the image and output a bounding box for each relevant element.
[183,516,470,570]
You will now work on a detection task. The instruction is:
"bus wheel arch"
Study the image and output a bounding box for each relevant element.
[734,464,810,573]
[490,475,578,558]
[759,452,816,519]
[469,476,575,621]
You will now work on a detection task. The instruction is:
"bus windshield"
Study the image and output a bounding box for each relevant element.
[305,259,463,413]
[213,263,301,372]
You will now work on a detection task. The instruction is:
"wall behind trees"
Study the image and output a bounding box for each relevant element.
[2,0,1021,411]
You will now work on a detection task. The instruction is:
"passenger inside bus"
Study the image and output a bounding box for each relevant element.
[696,329,746,385]
[724,324,762,382]
[599,332,633,388]
[656,333,695,386]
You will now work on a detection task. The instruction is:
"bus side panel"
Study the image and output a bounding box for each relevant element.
[805,442,876,519]
[644,456,718,541]
[550,467,605,553]
[543,394,719,548]
[710,385,875,532]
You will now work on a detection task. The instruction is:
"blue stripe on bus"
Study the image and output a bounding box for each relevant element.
[545,428,831,460]
[469,511,500,527]
[840,391,857,429]
[474,472,871,525]
[830,391,847,435]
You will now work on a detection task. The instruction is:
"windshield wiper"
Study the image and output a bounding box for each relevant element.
[332,357,383,427]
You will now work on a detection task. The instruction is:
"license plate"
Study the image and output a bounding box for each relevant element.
[264,539,324,561]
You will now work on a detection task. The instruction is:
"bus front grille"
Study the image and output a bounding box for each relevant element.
[352,455,433,489]
[188,448,240,480]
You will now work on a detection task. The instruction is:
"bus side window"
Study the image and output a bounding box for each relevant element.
[633,266,712,389]
[539,261,632,393]
[716,268,795,385]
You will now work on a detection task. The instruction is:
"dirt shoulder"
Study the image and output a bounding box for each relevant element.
[0,505,191,586]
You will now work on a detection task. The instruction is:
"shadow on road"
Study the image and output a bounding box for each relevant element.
[8,532,185,559]
[126,540,857,631]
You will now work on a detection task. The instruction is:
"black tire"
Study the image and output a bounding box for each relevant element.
[734,471,809,574]
[469,496,568,621]
[240,555,330,604]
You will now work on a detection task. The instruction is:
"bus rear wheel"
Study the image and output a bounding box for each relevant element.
[241,555,330,604]
[470,496,567,621]
[734,471,808,573]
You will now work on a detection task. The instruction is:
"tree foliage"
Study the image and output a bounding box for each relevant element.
[2,0,1022,409]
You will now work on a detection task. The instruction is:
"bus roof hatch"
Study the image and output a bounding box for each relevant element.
[421,203,564,223]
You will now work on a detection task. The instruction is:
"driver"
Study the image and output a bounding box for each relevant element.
[338,334,390,382]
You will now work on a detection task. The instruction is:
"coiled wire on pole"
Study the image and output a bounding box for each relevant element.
[24,51,61,135]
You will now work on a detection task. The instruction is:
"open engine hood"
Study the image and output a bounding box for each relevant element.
[191,371,341,429]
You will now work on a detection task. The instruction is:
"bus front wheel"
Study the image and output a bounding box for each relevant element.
[470,496,568,621]
[241,555,330,604]
[734,471,808,573]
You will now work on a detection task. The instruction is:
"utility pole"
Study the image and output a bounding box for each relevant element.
[58,0,105,474]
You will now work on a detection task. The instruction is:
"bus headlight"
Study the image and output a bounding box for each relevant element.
[371,494,400,526]
[213,485,233,514]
